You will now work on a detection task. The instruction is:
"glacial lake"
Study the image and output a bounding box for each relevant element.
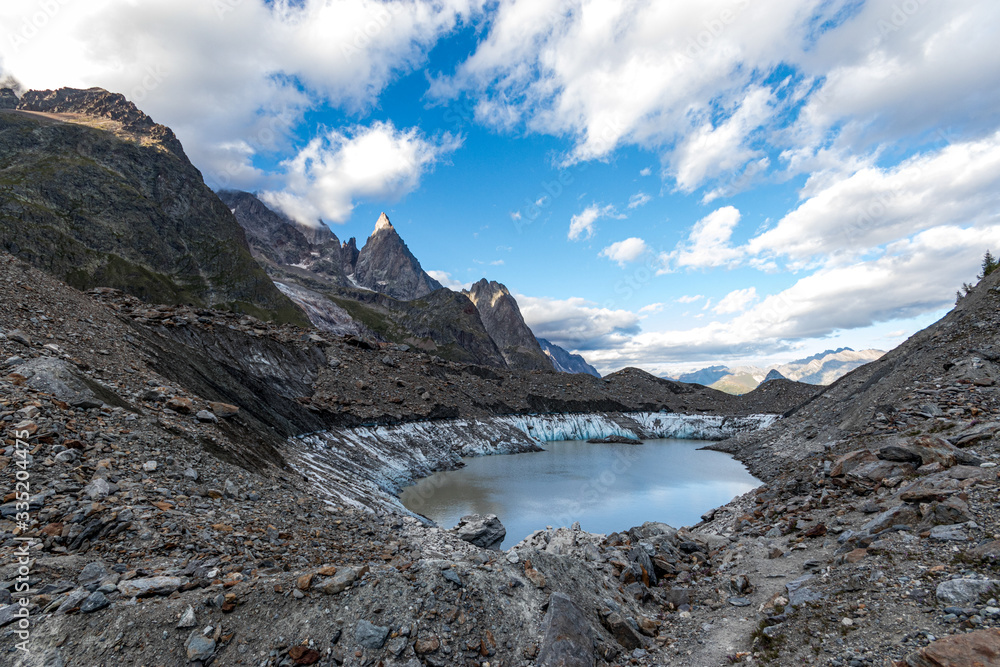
[400,438,760,549]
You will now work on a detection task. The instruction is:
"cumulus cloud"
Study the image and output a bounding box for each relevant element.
[713,287,758,314]
[259,121,461,225]
[0,0,481,190]
[663,206,744,271]
[516,293,641,351]
[429,0,1000,195]
[568,203,618,241]
[748,132,1000,263]
[600,238,649,266]
[672,87,773,192]
[584,224,1000,372]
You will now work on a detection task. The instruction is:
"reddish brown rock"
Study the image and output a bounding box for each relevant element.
[289,645,321,665]
[165,397,194,414]
[903,628,1000,666]
[209,401,240,418]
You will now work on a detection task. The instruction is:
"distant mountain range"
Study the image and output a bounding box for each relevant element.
[671,347,885,394]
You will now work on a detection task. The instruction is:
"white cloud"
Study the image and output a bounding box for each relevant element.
[0,0,481,190]
[516,293,640,350]
[671,87,773,192]
[426,270,469,291]
[430,0,1000,196]
[748,132,1000,263]
[639,167,652,177]
[664,206,744,271]
[583,224,1000,371]
[676,295,704,304]
[568,203,617,241]
[713,287,757,314]
[259,121,461,225]
[600,237,649,266]
[639,302,665,314]
[627,192,652,209]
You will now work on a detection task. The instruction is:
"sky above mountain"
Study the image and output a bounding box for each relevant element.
[3,0,1000,375]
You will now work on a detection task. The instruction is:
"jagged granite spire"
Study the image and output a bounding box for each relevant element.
[464,278,553,371]
[352,213,442,301]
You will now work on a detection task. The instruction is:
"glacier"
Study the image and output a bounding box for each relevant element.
[284,411,778,513]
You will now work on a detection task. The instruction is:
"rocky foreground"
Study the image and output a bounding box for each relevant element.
[1,247,1000,667]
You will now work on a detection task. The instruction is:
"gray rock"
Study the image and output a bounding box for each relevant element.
[452,514,506,550]
[930,524,969,541]
[224,479,239,498]
[387,636,407,656]
[628,546,657,586]
[177,605,197,628]
[442,569,462,587]
[786,575,824,607]
[78,562,108,586]
[183,468,199,481]
[936,578,999,605]
[601,612,643,650]
[84,478,111,500]
[117,576,182,597]
[0,603,26,627]
[196,410,218,423]
[355,619,390,649]
[185,632,216,661]
[79,591,109,613]
[57,589,90,614]
[860,504,919,534]
[537,592,595,667]
[8,329,31,346]
[319,568,358,595]
[12,357,121,409]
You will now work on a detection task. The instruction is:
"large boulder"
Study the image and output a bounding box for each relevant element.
[537,593,595,667]
[12,357,127,409]
[452,514,506,551]
[936,578,1000,606]
[902,628,1000,666]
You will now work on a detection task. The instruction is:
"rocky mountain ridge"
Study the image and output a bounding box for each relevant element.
[464,278,552,371]
[224,191,603,375]
[538,337,602,377]
[351,213,443,301]
[0,87,305,325]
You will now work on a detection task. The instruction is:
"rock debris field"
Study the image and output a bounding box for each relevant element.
[2,250,1000,666]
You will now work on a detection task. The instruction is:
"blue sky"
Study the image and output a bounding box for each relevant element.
[3,0,1000,375]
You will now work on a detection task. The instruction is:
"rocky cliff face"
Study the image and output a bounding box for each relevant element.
[351,213,443,300]
[218,190,349,287]
[465,279,553,371]
[326,285,509,368]
[537,337,601,377]
[0,89,305,324]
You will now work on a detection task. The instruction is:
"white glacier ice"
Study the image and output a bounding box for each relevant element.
[284,411,779,513]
